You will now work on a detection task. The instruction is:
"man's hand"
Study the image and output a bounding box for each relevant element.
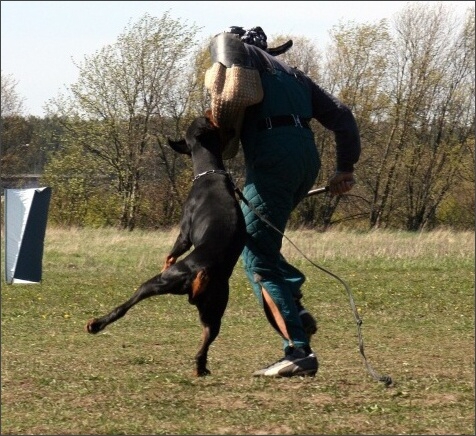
[329,171,355,197]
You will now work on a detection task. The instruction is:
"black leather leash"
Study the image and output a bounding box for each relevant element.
[232,181,393,387]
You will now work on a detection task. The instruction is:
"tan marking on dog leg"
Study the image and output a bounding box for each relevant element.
[192,269,209,299]
[261,286,293,345]
[162,255,176,271]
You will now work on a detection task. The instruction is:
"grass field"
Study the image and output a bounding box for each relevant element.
[1,227,474,435]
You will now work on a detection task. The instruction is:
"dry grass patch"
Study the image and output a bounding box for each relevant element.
[1,227,474,434]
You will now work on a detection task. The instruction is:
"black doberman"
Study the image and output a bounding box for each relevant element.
[86,116,246,376]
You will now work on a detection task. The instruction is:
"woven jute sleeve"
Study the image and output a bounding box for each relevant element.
[205,62,264,159]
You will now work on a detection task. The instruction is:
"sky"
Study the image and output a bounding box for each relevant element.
[1,1,473,117]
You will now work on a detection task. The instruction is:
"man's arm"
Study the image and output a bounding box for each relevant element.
[304,77,361,196]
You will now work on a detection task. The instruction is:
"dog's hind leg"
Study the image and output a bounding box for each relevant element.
[195,323,217,377]
[85,265,191,334]
[193,283,229,376]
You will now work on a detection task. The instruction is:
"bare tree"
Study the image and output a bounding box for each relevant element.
[271,34,322,81]
[373,2,475,230]
[47,12,200,230]
[1,72,24,117]
[317,20,392,228]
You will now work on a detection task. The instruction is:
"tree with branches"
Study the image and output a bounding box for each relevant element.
[46,12,200,230]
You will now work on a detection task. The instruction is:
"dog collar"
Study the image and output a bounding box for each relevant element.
[193,170,229,182]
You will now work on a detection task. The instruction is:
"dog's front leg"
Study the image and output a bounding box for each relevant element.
[162,254,177,271]
[162,232,192,271]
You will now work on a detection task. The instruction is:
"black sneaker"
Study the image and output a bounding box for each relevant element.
[295,299,318,339]
[253,347,318,377]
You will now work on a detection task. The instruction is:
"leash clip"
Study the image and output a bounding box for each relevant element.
[265,117,272,129]
[292,114,302,128]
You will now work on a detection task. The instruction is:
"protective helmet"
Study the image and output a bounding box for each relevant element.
[223,26,292,56]
[241,26,268,51]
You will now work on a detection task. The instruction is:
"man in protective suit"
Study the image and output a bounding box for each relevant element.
[205,26,361,377]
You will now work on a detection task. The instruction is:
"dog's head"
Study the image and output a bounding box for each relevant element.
[168,114,235,157]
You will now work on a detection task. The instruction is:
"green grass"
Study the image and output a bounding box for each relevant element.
[1,227,474,435]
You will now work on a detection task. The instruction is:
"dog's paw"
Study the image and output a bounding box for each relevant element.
[162,255,177,271]
[195,367,211,377]
[85,319,100,334]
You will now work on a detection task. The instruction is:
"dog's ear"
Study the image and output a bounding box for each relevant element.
[168,138,191,156]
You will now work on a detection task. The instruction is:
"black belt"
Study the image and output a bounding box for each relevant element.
[257,115,311,131]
